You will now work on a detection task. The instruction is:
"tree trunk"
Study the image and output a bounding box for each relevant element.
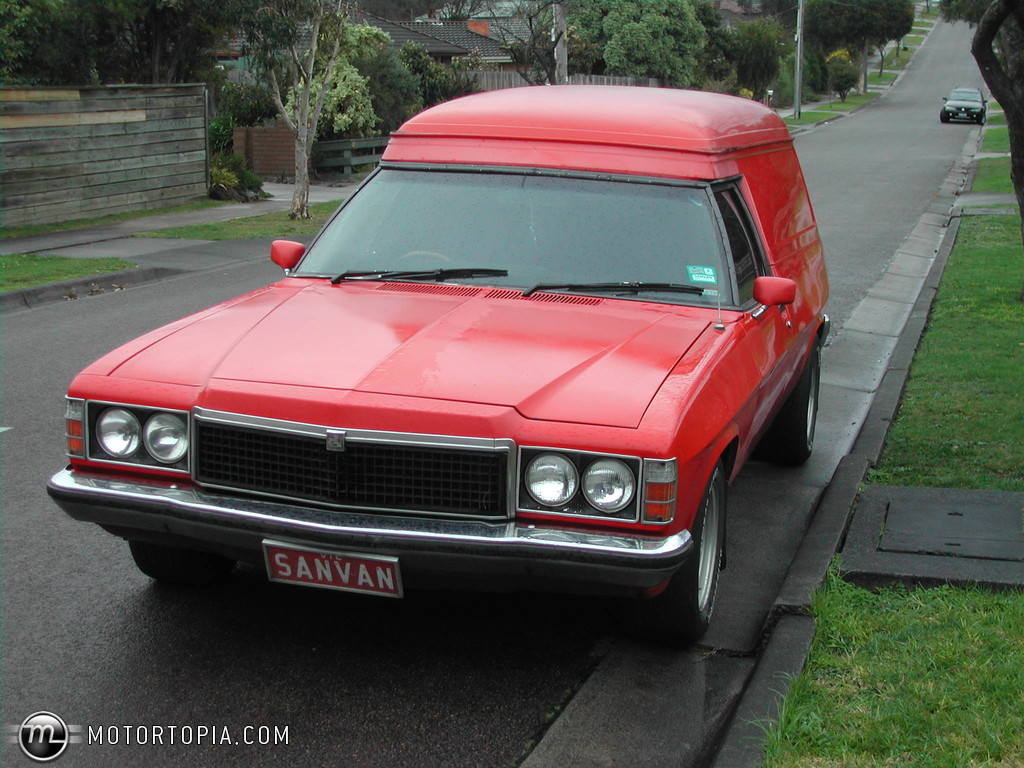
[860,41,869,94]
[969,0,1024,301]
[292,120,311,220]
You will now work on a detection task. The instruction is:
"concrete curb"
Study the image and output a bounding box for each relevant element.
[0,267,183,314]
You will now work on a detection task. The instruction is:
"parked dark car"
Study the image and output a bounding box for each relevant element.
[940,87,986,124]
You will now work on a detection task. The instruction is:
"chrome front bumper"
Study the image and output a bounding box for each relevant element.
[48,469,693,594]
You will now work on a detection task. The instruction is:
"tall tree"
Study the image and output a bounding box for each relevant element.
[806,0,913,91]
[242,1,386,218]
[496,0,560,85]
[570,0,707,86]
[949,0,1024,299]
[869,0,915,75]
[729,18,789,100]
[1,0,237,85]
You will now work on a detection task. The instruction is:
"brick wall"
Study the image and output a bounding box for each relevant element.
[233,119,299,178]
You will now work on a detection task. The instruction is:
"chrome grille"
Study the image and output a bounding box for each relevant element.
[194,421,509,519]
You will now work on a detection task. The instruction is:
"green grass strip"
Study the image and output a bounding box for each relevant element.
[765,567,1024,768]
[981,126,1010,153]
[0,255,136,293]
[972,157,1014,195]
[869,214,1024,491]
[134,201,341,240]
[868,71,898,86]
[1,200,227,241]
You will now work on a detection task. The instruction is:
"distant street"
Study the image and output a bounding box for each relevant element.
[1,18,986,768]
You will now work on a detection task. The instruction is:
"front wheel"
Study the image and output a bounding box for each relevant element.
[624,463,725,645]
[129,540,235,586]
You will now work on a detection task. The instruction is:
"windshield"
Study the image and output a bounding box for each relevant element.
[950,89,981,102]
[296,168,729,305]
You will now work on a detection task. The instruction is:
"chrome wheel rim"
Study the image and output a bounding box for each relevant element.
[805,363,819,449]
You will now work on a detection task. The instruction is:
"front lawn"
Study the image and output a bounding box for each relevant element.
[134,201,340,240]
[981,125,1010,153]
[868,214,1024,491]
[765,570,1024,768]
[972,156,1014,195]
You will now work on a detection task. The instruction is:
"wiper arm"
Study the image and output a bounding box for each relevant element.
[331,268,508,285]
[522,281,705,298]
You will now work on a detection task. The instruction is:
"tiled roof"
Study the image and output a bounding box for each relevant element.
[401,21,511,60]
[477,17,534,45]
[715,0,762,26]
[351,10,469,56]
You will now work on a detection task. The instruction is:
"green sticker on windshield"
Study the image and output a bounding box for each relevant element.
[687,266,718,284]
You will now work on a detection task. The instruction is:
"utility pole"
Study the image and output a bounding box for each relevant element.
[793,0,805,119]
[553,2,568,84]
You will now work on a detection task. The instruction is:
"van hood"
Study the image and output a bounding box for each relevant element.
[101,281,712,429]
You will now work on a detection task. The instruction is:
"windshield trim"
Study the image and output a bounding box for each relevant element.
[376,162,715,191]
[292,165,733,308]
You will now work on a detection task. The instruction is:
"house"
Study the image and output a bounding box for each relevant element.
[401,20,515,69]
[352,10,470,64]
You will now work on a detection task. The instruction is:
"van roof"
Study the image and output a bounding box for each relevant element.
[389,86,791,156]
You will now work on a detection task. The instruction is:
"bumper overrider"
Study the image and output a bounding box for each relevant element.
[48,468,693,596]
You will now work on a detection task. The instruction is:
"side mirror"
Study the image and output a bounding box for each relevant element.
[942,97,948,102]
[753,276,797,306]
[271,240,306,271]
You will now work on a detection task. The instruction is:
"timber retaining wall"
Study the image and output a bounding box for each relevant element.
[1,84,208,228]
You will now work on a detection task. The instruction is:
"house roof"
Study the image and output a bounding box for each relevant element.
[351,10,470,56]
[401,21,511,60]
[475,17,533,46]
[715,0,762,26]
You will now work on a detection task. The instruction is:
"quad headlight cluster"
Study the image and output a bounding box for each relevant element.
[66,399,189,471]
[519,448,677,523]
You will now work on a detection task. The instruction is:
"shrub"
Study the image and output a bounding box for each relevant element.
[218,82,278,126]
[826,50,859,101]
[209,115,236,154]
[211,165,240,189]
[209,153,263,200]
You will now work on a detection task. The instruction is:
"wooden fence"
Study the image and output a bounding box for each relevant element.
[1,85,208,229]
[469,71,661,91]
[313,137,389,179]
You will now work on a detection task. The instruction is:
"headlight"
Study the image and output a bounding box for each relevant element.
[582,459,635,513]
[144,413,188,463]
[526,453,579,506]
[97,408,141,458]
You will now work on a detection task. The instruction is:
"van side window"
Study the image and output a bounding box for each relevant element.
[714,188,763,305]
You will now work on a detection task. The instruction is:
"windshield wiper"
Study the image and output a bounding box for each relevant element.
[331,268,508,285]
[522,281,706,298]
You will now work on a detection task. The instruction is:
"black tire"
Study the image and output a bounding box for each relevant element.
[129,540,235,586]
[940,111,950,123]
[757,342,820,466]
[625,463,725,646]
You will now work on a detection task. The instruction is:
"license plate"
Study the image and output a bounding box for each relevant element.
[263,541,403,598]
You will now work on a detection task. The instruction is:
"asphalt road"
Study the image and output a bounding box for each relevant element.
[1,18,986,768]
